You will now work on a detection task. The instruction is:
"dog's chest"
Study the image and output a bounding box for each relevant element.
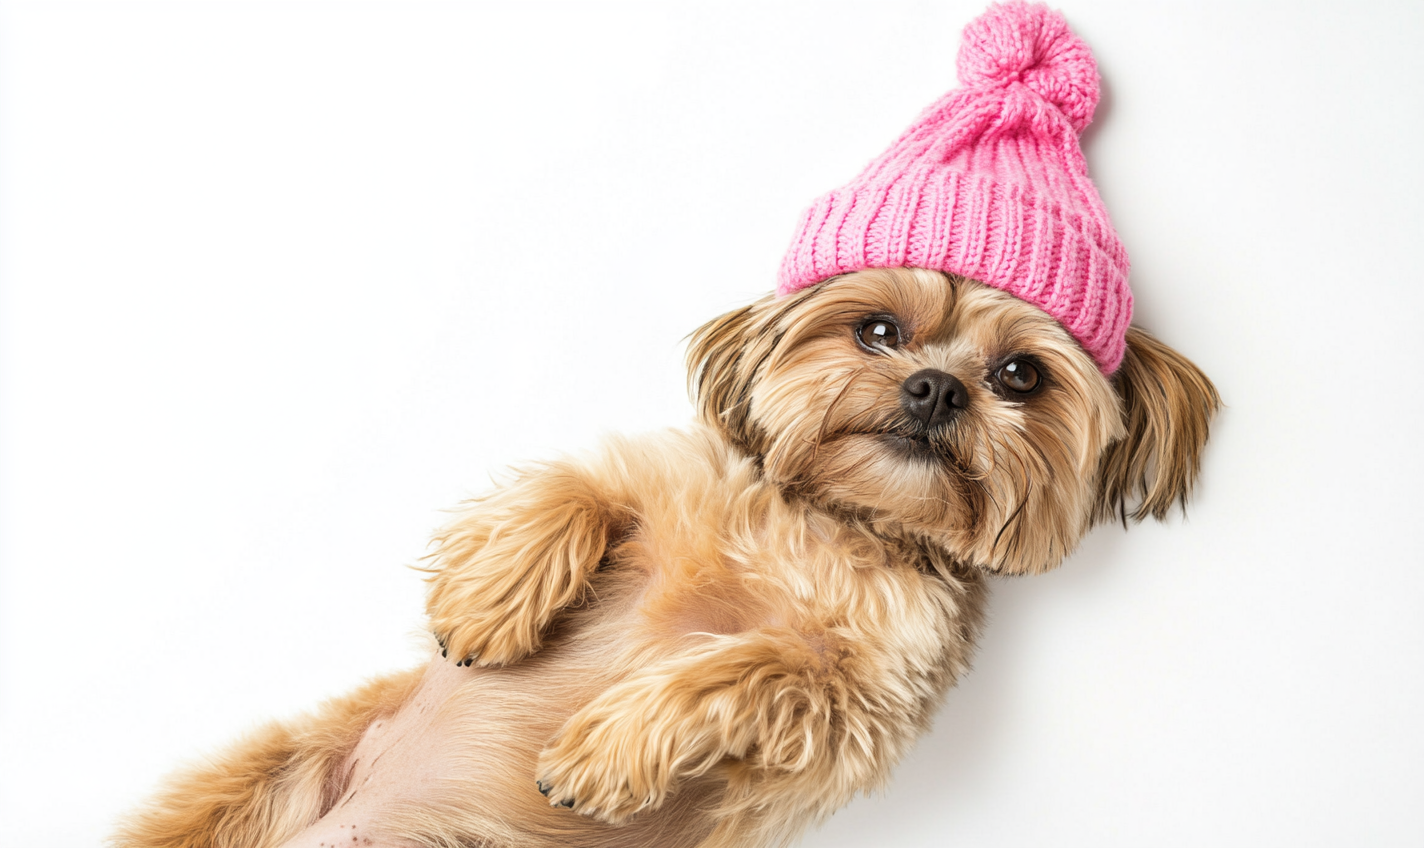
[613,481,932,643]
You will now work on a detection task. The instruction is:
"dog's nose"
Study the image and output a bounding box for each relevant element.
[901,369,969,428]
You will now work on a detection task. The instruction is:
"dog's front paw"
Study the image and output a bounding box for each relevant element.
[430,607,541,668]
[427,556,570,666]
[534,711,670,825]
[426,484,612,667]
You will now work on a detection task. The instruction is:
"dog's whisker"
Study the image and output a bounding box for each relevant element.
[991,480,1033,569]
[810,367,868,465]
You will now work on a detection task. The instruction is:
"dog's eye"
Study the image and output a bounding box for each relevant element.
[996,359,1041,393]
[857,319,901,350]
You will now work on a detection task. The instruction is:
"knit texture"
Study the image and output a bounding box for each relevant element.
[777,1,1131,374]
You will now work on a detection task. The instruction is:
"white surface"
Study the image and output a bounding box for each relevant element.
[2,2,1421,845]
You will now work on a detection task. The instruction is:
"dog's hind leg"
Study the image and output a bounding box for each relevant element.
[112,668,422,848]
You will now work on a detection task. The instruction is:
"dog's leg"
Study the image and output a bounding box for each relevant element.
[533,625,919,826]
[424,459,625,667]
[425,429,732,667]
[112,668,421,848]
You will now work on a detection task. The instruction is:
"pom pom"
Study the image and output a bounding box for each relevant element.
[956,1,1099,133]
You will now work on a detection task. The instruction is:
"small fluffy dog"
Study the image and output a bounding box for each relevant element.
[115,270,1217,848]
[116,5,1218,847]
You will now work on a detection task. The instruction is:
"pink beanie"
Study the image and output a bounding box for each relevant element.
[777,1,1131,374]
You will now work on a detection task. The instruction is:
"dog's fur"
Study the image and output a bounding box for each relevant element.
[114,268,1218,848]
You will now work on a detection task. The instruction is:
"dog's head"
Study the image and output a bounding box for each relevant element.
[688,268,1218,574]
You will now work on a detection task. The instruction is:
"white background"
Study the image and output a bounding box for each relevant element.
[2,2,1422,845]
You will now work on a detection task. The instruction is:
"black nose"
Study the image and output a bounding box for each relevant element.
[901,368,969,429]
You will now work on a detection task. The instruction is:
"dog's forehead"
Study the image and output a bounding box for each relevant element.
[811,268,949,322]
[929,281,1068,350]
[851,271,1070,355]
[786,268,1076,361]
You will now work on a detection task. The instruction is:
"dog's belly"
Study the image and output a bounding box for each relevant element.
[274,568,721,848]
[270,657,479,848]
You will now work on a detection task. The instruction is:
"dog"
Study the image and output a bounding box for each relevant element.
[113,267,1217,848]
[114,4,1218,846]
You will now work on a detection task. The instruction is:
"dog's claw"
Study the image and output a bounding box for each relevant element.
[433,632,475,666]
[537,778,576,810]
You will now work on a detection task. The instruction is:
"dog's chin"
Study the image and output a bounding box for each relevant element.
[790,431,973,536]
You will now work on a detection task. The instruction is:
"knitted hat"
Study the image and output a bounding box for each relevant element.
[777,1,1131,374]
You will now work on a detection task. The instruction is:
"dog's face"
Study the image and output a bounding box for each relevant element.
[689,268,1217,575]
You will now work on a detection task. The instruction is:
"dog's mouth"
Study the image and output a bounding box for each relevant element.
[879,430,950,463]
[823,420,963,467]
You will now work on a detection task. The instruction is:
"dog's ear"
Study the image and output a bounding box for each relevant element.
[686,300,771,457]
[1094,326,1221,524]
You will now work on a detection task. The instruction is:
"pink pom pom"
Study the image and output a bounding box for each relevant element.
[956,1,1099,133]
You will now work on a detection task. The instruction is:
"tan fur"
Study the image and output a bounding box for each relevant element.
[113,670,423,848]
[1094,326,1221,524]
[115,269,1217,848]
